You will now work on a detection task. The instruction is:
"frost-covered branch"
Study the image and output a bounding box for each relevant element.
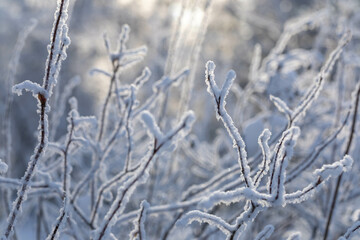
[129,201,150,240]
[97,24,147,142]
[253,129,271,187]
[286,109,350,183]
[290,31,351,124]
[205,61,253,189]
[324,81,360,240]
[1,1,70,238]
[178,210,235,237]
[46,99,80,240]
[93,111,194,240]
[339,220,360,240]
[285,155,353,204]
[254,225,274,240]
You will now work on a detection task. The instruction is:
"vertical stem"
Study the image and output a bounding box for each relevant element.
[323,83,360,240]
[2,1,69,238]
[97,63,120,142]
[3,100,47,239]
[97,77,115,142]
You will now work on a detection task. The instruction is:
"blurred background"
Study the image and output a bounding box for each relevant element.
[0,0,334,177]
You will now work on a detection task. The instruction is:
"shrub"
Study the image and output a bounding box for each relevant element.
[1,0,360,239]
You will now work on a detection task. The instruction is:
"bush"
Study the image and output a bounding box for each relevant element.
[1,0,360,239]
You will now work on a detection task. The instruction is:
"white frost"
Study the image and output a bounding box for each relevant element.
[314,155,353,180]
[254,225,274,240]
[140,111,164,140]
[12,80,47,98]
[270,95,293,118]
[0,159,8,174]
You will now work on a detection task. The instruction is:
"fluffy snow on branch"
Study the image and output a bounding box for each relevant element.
[254,129,272,187]
[59,24,71,60]
[254,225,274,240]
[0,159,8,175]
[141,111,164,140]
[12,80,47,98]
[285,155,353,204]
[314,155,353,180]
[199,187,270,210]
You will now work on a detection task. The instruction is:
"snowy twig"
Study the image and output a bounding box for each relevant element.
[1,1,70,238]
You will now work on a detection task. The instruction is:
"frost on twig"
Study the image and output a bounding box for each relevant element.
[89,68,112,78]
[2,1,360,239]
[108,24,147,69]
[1,1,71,239]
[132,68,189,118]
[205,61,253,189]
[129,200,150,240]
[93,111,195,240]
[96,23,148,142]
[273,8,329,56]
[191,57,357,239]
[314,155,353,180]
[291,31,351,124]
[285,155,353,204]
[270,95,293,120]
[134,67,151,88]
[12,80,47,99]
[338,220,360,240]
[153,69,189,93]
[285,108,350,184]
[178,210,235,237]
[43,0,71,94]
[254,225,274,240]
[199,187,270,210]
[254,129,272,187]
[268,126,300,206]
[50,76,81,140]
[141,111,164,141]
[141,110,195,150]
